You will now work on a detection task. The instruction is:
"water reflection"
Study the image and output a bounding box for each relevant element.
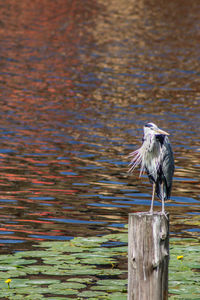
[0,0,199,253]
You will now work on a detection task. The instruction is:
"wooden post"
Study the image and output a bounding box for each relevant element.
[128,212,169,300]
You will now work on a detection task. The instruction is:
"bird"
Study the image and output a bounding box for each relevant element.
[128,122,174,215]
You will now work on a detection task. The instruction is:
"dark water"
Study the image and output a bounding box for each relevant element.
[0,0,199,253]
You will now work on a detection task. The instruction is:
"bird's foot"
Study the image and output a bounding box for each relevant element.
[162,210,168,220]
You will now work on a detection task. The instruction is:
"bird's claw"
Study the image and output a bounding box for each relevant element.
[162,210,168,220]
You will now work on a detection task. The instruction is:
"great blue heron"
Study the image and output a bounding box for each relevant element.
[128,122,174,214]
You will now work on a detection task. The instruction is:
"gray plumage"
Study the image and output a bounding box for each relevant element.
[128,122,174,214]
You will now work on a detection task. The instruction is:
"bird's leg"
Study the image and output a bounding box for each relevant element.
[150,183,155,213]
[161,182,164,213]
[161,183,168,219]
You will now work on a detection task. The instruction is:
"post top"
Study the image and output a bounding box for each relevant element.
[128,211,169,217]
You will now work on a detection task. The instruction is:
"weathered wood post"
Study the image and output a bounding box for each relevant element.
[128,212,169,300]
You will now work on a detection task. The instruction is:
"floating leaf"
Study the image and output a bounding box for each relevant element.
[80,257,117,265]
[49,282,86,290]
[27,279,60,285]
[108,293,127,300]
[0,232,199,299]
[77,290,108,297]
[96,279,127,286]
[67,277,94,284]
[91,284,125,292]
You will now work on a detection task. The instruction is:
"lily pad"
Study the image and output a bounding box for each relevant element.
[0,231,199,299]
[91,284,125,292]
[77,290,108,297]
[96,279,127,286]
[67,277,94,284]
[80,257,117,265]
[49,282,86,289]
[27,279,60,285]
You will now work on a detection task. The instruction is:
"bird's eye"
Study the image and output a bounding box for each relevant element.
[144,124,152,128]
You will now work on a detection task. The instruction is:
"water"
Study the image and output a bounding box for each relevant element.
[0,0,199,253]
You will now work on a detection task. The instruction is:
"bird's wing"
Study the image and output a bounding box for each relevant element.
[162,137,174,195]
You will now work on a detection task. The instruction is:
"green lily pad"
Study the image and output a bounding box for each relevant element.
[67,277,94,284]
[72,236,108,248]
[49,282,86,289]
[47,298,67,300]
[109,293,127,300]
[27,279,60,285]
[77,290,108,297]
[15,250,56,258]
[0,279,28,289]
[98,268,125,276]
[104,233,128,243]
[43,255,80,265]
[96,279,127,286]
[47,298,68,300]
[91,284,126,292]
[80,257,117,265]
[0,230,199,299]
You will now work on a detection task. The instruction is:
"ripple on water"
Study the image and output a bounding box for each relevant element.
[0,0,199,252]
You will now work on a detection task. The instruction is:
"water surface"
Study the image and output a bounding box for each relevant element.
[0,0,199,253]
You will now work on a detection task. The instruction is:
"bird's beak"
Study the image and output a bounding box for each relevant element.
[154,128,170,136]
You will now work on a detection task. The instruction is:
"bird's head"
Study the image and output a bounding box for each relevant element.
[143,122,169,137]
